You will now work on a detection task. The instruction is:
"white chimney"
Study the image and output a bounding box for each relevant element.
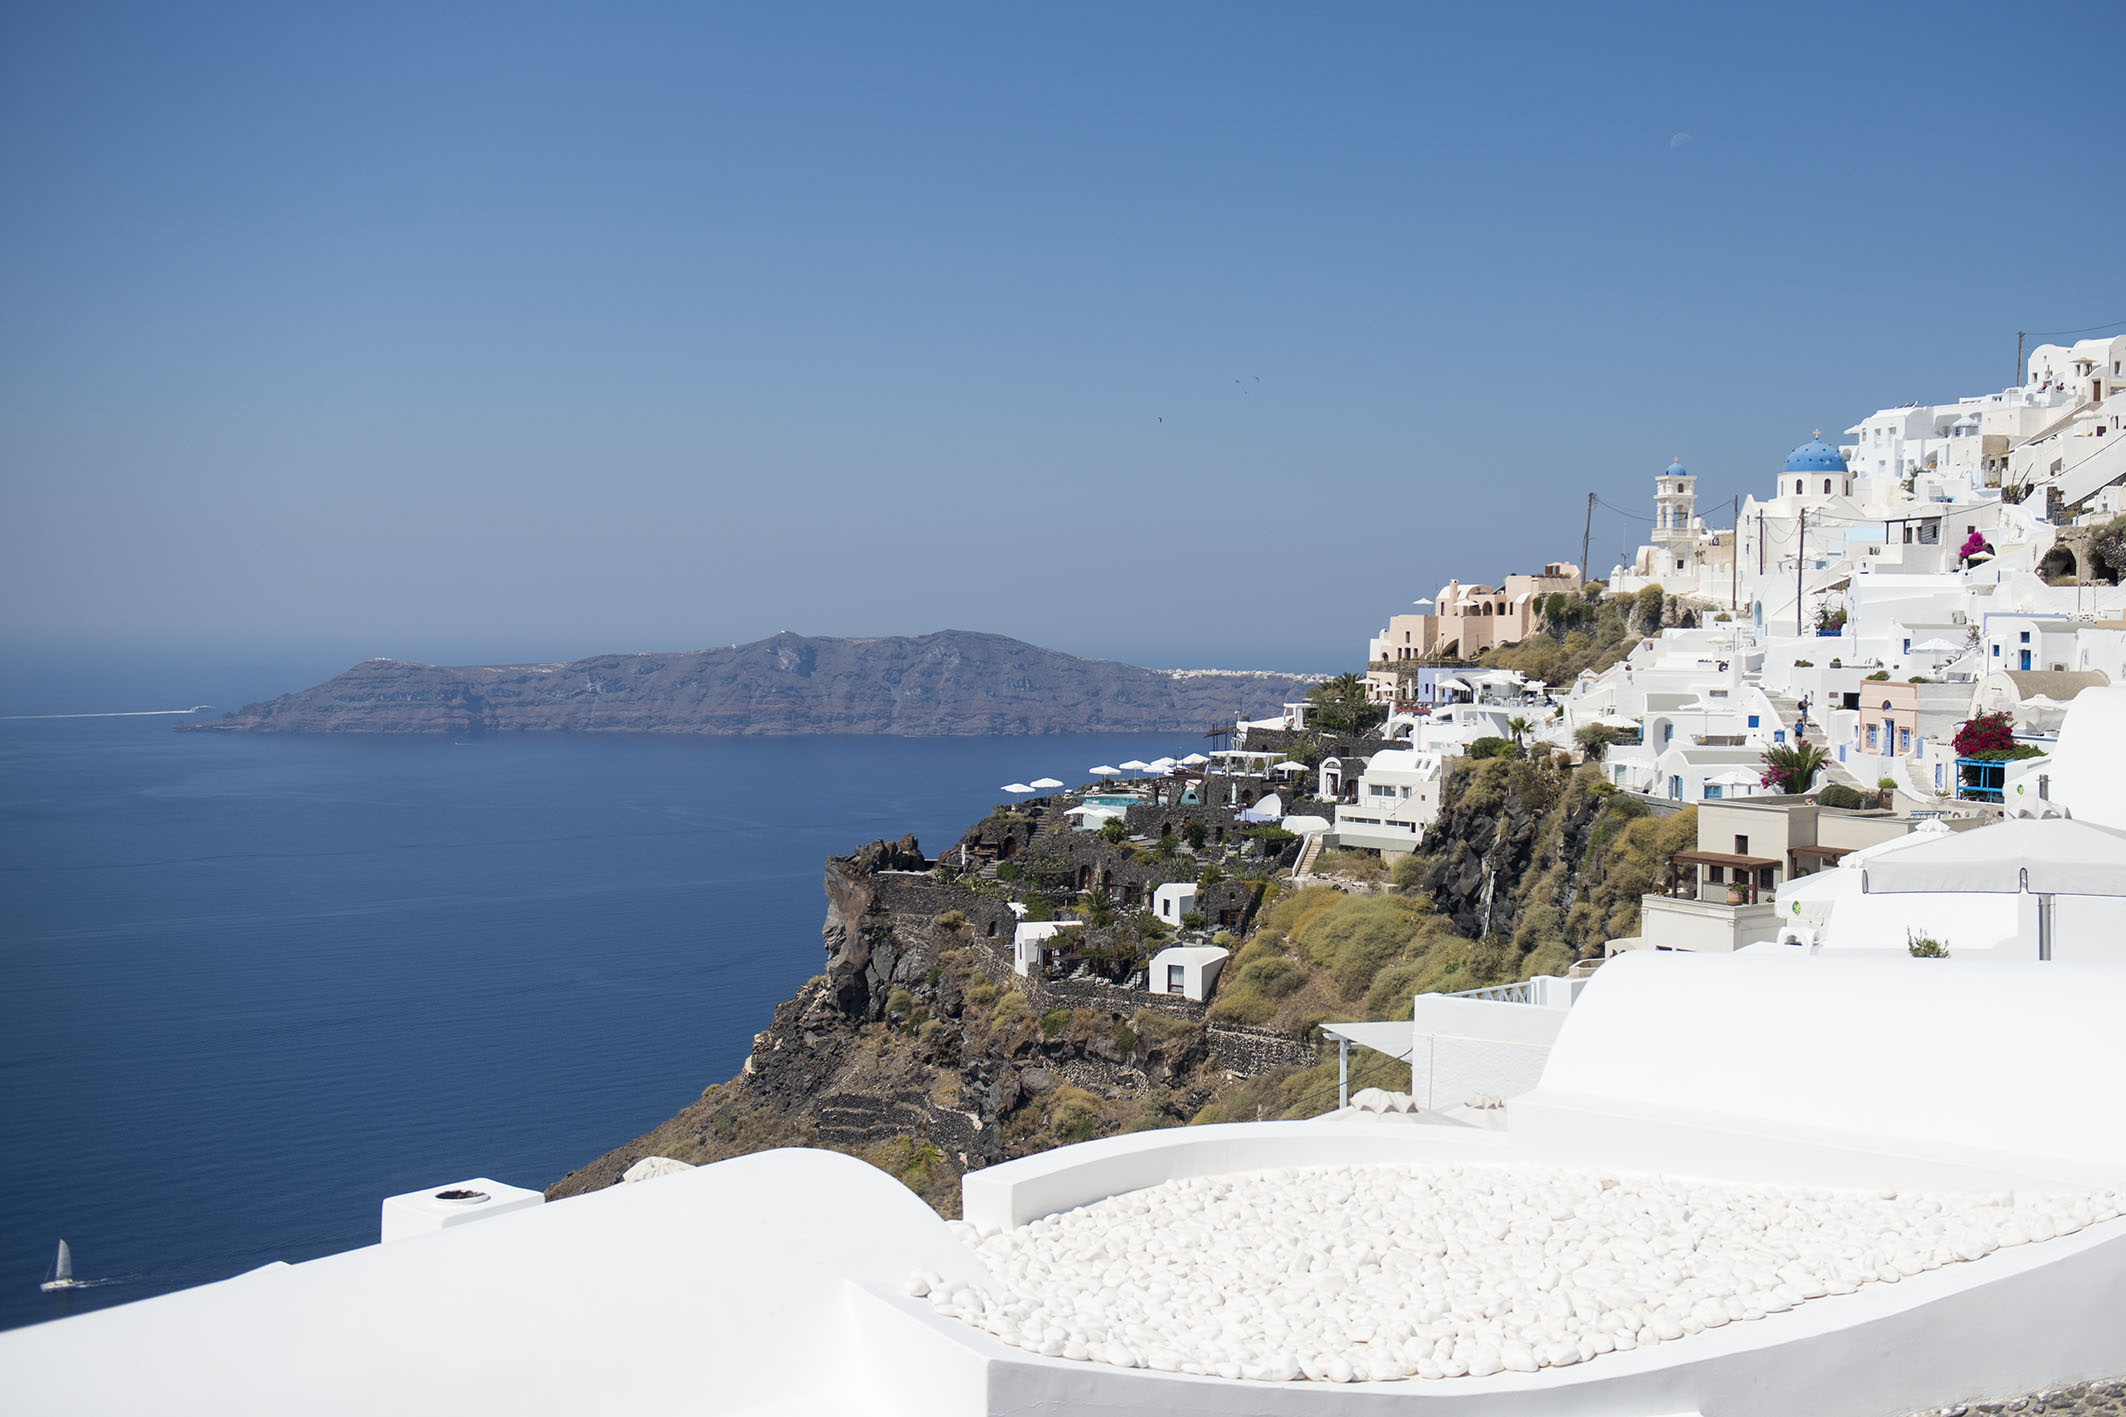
[380,1177,543,1244]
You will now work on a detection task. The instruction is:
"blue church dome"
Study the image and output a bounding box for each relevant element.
[1665,459,1688,478]
[1784,435,1847,473]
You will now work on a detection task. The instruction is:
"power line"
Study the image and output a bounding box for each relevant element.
[2023,316,2126,340]
[1594,497,1655,522]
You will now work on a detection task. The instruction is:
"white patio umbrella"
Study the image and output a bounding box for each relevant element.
[1088,765,1122,778]
[1001,782,1034,797]
[1117,759,1150,777]
[1146,756,1178,773]
[1271,760,1309,775]
[1861,814,2126,960]
[1706,768,1761,787]
[1914,638,1963,654]
[1028,777,1065,792]
[1179,753,1210,767]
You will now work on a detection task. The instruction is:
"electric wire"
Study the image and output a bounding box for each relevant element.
[2023,317,2126,339]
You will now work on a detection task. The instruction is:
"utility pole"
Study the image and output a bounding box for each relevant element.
[1795,508,1806,638]
[1580,492,1595,585]
[1757,511,1765,576]
[1730,494,1739,611]
[2017,330,2026,388]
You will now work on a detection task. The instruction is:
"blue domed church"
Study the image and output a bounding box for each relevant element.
[1781,432,1852,502]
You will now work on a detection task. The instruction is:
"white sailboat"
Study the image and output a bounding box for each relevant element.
[40,1239,86,1292]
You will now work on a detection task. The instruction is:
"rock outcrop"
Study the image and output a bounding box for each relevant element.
[547,817,1315,1214]
[181,630,1321,736]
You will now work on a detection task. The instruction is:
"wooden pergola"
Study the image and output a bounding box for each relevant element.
[1665,849,1783,904]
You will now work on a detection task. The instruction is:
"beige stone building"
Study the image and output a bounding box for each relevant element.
[1367,563,1580,702]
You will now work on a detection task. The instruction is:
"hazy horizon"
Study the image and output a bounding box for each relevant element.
[5,2,2123,674]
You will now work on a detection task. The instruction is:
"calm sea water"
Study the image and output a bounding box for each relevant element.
[0,711,1196,1331]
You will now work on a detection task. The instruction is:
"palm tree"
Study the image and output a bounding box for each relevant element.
[1506,716,1532,747]
[1760,739,1831,795]
[1307,673,1372,735]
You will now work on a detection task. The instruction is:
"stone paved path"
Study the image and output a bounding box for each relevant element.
[1911,1377,2126,1416]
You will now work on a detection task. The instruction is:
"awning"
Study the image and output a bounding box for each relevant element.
[1862,816,2126,898]
[1320,1021,1414,1062]
[1789,844,1854,860]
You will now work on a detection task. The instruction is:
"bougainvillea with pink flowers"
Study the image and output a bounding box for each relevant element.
[1952,711,2041,760]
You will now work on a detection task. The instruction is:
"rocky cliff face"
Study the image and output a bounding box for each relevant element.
[546,826,1314,1214]
[182,630,1320,735]
[1414,756,1697,960]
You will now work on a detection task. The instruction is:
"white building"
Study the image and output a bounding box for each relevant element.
[1146,944,1228,1001]
[1150,881,1197,928]
[1330,748,1445,852]
[1011,919,1082,977]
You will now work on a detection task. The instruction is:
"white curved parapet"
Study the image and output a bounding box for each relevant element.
[8,953,2126,1416]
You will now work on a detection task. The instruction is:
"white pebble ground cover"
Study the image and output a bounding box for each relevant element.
[907,1164,2122,1384]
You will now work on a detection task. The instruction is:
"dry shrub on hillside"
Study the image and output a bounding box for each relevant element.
[1207,886,1519,1032]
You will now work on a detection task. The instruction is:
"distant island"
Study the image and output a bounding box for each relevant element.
[180,630,1324,736]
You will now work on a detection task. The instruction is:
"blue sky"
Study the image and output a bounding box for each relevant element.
[4,0,2122,677]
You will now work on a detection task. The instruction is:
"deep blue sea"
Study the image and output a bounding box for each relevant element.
[0,687,1195,1332]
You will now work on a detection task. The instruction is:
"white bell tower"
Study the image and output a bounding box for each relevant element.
[1653,457,1697,554]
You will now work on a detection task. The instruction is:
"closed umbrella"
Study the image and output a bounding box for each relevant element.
[1861,813,2126,960]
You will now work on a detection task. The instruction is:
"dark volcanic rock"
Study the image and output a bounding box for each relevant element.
[181,630,1320,736]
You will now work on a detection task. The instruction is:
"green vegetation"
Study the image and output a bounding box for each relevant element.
[1760,740,1830,793]
[1816,784,1866,809]
[1098,818,1128,845]
[1310,848,1386,881]
[1866,670,1891,681]
[865,1135,955,1210]
[1466,736,1517,760]
[1306,672,1382,735]
[1480,589,1639,685]
[1632,584,1666,635]
[934,909,966,932]
[1906,930,1950,958]
[1207,886,1506,1030]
